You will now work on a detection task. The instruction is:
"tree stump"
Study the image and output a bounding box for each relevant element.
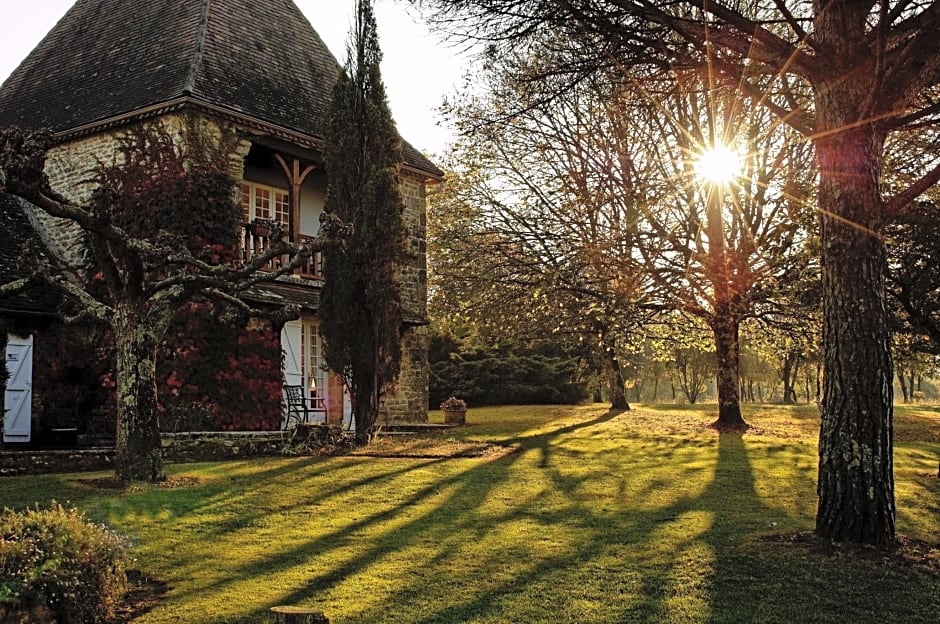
[270,606,329,624]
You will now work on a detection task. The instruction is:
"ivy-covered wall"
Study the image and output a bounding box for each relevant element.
[159,303,283,432]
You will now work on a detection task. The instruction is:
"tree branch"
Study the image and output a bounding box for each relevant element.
[885,161,940,217]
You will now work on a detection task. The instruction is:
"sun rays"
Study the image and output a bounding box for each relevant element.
[695,143,742,186]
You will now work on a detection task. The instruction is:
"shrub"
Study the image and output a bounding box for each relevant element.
[0,503,129,623]
[430,353,588,407]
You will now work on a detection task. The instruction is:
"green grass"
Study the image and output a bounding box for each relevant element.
[1,403,937,623]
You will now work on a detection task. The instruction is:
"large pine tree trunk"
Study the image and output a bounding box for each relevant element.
[113,307,165,483]
[814,124,895,544]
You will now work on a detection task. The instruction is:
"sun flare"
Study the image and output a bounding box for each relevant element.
[695,144,741,185]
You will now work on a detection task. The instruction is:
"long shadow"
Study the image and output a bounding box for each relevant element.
[233,411,787,623]
[179,408,628,620]
[134,407,749,622]
[50,405,929,623]
[7,405,935,622]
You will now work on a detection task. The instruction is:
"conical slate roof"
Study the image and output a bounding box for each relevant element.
[0,0,441,177]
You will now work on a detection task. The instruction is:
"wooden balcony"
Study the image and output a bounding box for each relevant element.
[241,221,323,280]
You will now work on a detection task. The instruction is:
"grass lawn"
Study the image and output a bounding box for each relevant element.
[1,403,937,623]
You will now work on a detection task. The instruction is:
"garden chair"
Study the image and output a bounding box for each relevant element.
[283,384,326,429]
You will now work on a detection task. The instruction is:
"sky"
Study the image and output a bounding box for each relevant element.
[0,0,468,157]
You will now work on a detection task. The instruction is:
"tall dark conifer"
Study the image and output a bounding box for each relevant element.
[320,0,406,443]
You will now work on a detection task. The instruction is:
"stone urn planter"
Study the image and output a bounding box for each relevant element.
[444,408,467,425]
[440,396,467,425]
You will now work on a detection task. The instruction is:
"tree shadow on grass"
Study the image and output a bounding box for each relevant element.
[228,410,801,623]
[99,406,937,623]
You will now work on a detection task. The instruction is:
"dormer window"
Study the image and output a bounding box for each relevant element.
[241,181,289,227]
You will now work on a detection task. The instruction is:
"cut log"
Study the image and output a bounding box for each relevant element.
[270,605,329,624]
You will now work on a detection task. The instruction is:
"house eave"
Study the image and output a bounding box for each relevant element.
[0,306,59,320]
[51,97,445,181]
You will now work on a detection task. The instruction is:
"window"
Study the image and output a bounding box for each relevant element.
[241,181,289,226]
[300,318,327,404]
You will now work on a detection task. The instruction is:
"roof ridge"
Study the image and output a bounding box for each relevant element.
[183,0,212,95]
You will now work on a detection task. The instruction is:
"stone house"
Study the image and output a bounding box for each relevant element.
[0,0,441,441]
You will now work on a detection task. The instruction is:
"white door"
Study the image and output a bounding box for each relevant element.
[281,321,302,427]
[4,334,33,443]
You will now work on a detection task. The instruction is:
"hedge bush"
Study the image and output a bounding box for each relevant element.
[430,353,588,407]
[0,503,129,623]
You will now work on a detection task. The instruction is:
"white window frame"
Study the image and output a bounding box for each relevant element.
[241,181,289,227]
[300,318,328,406]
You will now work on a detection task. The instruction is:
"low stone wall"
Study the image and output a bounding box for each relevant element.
[161,431,287,463]
[0,431,289,476]
[0,448,115,477]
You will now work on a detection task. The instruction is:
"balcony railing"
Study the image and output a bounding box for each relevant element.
[241,221,323,280]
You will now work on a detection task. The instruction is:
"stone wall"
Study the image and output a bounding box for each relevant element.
[380,324,429,423]
[38,113,252,271]
[373,172,431,423]
[398,173,428,320]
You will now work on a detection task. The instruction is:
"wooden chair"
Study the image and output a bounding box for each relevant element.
[283,385,326,429]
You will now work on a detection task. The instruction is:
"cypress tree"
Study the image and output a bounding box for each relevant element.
[320,0,406,443]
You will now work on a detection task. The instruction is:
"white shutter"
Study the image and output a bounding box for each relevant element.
[281,321,302,387]
[4,334,33,443]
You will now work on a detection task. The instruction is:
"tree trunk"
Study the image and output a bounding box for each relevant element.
[606,349,630,410]
[352,380,378,445]
[704,175,747,428]
[815,362,822,404]
[813,121,895,544]
[711,309,746,428]
[113,307,165,483]
[897,369,909,403]
[781,351,800,404]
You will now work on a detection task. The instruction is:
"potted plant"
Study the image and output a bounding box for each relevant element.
[251,219,273,238]
[440,396,467,425]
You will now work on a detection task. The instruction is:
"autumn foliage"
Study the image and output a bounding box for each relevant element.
[159,303,283,431]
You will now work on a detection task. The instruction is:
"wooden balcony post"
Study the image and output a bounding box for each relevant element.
[273,154,317,251]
